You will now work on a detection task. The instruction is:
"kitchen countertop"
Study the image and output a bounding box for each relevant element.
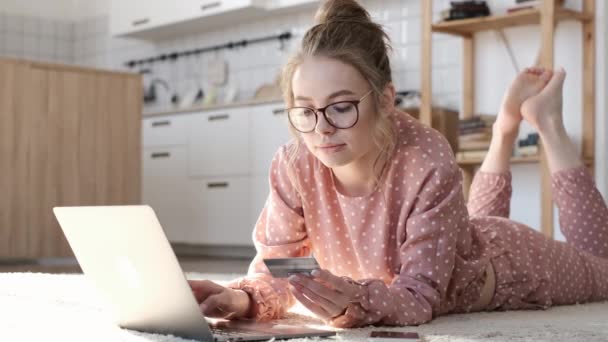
[143,98,284,117]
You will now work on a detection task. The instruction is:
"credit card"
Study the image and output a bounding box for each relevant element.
[263,257,320,278]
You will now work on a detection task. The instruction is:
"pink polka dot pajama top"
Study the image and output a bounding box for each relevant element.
[228,111,608,328]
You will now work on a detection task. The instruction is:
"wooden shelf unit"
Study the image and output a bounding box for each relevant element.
[457,154,541,166]
[457,154,594,167]
[432,7,592,36]
[420,0,596,239]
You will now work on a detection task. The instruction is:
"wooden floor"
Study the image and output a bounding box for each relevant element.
[0,256,251,275]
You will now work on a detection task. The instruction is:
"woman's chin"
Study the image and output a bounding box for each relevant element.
[315,153,352,169]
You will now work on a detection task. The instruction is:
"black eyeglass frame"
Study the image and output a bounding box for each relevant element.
[286,90,373,133]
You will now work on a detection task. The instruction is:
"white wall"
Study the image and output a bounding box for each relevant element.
[0,0,111,20]
[0,0,74,20]
[69,0,110,20]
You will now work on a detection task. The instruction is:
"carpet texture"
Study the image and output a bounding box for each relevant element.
[0,272,606,342]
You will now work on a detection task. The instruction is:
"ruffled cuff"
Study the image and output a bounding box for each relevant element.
[472,170,512,187]
[329,278,392,328]
[552,165,591,187]
[227,277,286,321]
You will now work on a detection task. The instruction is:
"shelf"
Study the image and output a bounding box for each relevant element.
[432,8,592,36]
[457,154,594,167]
[457,154,540,166]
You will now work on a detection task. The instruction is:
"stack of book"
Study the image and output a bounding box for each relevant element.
[441,1,491,21]
[456,114,495,160]
[516,132,540,157]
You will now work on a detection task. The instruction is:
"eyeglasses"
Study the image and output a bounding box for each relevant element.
[286,90,373,133]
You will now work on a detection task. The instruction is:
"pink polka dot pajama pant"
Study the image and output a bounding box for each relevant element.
[468,166,608,310]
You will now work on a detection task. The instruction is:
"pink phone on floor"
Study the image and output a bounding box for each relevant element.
[368,331,422,342]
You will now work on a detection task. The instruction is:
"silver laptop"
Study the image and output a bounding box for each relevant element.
[53,205,336,341]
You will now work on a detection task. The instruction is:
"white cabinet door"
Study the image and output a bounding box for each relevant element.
[250,104,292,175]
[189,109,250,177]
[173,0,263,22]
[111,0,266,38]
[266,0,319,10]
[142,115,189,147]
[187,177,253,246]
[142,146,190,243]
[110,0,166,36]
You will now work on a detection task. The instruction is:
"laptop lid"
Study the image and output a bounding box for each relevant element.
[53,205,214,341]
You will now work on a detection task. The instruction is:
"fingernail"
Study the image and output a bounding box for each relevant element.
[288,275,298,282]
[311,269,321,277]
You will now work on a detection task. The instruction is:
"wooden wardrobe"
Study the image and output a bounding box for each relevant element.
[0,58,142,259]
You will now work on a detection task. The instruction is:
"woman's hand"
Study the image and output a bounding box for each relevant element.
[288,269,362,321]
[188,280,251,319]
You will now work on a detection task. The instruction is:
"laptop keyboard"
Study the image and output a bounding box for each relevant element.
[211,327,258,338]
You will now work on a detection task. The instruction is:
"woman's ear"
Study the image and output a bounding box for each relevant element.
[379,82,396,114]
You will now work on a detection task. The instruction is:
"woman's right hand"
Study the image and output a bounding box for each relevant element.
[188,279,252,319]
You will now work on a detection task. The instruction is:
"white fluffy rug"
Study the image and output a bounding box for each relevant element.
[1,272,607,342]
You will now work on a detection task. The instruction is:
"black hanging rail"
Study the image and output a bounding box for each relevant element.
[124,31,293,68]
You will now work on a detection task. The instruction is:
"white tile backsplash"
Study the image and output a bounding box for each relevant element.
[0,1,462,110]
[5,14,24,33]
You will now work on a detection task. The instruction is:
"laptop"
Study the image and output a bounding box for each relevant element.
[53,205,336,341]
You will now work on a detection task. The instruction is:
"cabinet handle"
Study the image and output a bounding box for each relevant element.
[272,108,286,115]
[201,1,221,11]
[151,152,171,159]
[207,182,229,189]
[151,120,171,127]
[132,18,150,26]
[208,114,229,121]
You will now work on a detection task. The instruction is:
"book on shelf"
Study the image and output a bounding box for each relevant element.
[456,149,488,161]
[440,1,491,21]
[458,131,492,142]
[459,120,487,130]
[459,115,495,129]
[457,147,539,163]
[459,125,492,135]
[515,145,539,157]
[459,139,491,151]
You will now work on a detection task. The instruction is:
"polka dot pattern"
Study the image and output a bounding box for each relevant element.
[228,113,608,327]
[469,166,608,312]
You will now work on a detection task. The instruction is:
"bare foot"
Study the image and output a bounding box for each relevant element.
[496,67,553,137]
[520,67,567,134]
[520,68,581,172]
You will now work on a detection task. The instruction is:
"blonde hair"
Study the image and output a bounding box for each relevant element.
[280,0,398,191]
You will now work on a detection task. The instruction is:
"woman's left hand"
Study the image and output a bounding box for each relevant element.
[287,268,362,321]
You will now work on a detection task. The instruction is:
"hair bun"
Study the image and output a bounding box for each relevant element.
[314,0,371,25]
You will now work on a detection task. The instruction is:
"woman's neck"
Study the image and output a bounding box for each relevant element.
[331,146,384,197]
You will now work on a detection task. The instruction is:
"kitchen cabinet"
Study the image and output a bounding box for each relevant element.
[143,115,189,147]
[189,108,250,177]
[0,58,141,260]
[142,146,190,243]
[110,0,267,40]
[187,177,252,246]
[265,0,320,10]
[142,102,292,247]
[250,105,291,175]
[109,0,165,37]
[142,113,191,242]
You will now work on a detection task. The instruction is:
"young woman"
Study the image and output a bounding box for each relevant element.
[189,0,608,328]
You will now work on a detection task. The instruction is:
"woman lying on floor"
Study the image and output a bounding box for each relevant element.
[188,0,608,328]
